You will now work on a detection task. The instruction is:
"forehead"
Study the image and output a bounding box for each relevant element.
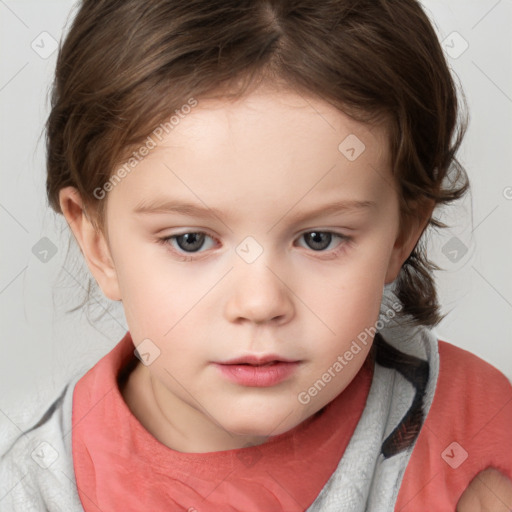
[108,89,395,216]
[167,89,389,162]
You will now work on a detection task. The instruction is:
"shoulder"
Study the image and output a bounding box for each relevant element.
[433,340,512,467]
[0,375,84,511]
[395,338,512,511]
[437,339,512,394]
[434,340,512,433]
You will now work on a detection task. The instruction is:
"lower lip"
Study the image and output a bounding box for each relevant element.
[214,362,300,387]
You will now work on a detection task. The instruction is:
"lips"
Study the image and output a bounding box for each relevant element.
[218,354,299,366]
[213,354,301,387]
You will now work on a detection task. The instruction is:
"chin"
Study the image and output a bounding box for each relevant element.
[222,411,302,440]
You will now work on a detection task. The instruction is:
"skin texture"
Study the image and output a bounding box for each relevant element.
[60,87,430,454]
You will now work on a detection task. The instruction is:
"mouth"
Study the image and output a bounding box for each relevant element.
[213,356,301,387]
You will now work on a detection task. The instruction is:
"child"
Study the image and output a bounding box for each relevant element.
[1,0,511,510]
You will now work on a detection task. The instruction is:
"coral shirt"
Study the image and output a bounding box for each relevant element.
[395,340,512,510]
[71,332,512,511]
[72,332,374,512]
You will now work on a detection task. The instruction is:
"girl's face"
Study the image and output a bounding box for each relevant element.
[92,88,419,451]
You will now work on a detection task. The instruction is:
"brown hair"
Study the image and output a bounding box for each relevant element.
[46,0,469,327]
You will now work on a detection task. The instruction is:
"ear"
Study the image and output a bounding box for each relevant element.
[385,199,435,284]
[59,186,121,301]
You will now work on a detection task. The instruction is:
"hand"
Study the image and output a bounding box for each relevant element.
[456,467,512,512]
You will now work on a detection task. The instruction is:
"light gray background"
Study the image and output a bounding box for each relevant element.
[1,0,511,417]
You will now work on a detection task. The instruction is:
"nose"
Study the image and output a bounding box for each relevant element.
[224,255,295,326]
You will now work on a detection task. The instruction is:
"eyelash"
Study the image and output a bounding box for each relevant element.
[156,230,352,262]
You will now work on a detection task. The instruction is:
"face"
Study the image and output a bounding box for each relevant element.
[81,88,412,451]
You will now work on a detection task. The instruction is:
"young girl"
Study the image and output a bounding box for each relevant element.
[1,0,511,510]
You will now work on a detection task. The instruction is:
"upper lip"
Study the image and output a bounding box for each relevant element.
[216,354,299,366]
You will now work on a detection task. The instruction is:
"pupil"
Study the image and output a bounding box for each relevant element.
[307,231,331,250]
[178,233,204,252]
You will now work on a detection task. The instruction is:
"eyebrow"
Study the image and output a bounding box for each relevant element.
[133,198,376,223]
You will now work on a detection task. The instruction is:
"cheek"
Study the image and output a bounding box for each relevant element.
[293,241,394,359]
[112,246,181,336]
[318,283,383,354]
[305,248,390,318]
[114,244,224,352]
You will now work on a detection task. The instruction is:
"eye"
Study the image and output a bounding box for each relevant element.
[159,231,217,258]
[158,230,351,261]
[297,231,349,253]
